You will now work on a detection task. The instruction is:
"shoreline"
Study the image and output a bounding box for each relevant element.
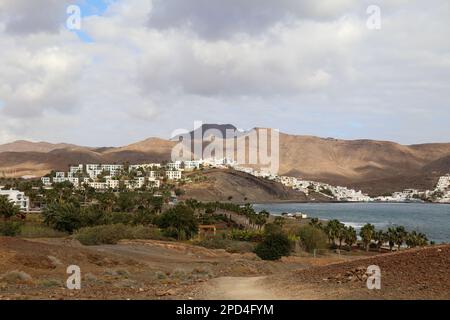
[248,200,450,205]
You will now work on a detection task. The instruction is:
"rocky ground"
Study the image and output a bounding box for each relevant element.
[265,245,450,299]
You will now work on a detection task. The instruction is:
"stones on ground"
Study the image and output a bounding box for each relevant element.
[324,266,370,284]
[47,255,63,267]
[0,270,33,284]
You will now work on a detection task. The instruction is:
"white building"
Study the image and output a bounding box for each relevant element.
[86,164,123,178]
[148,178,161,188]
[0,189,30,211]
[69,164,83,174]
[183,160,201,170]
[55,172,65,178]
[167,161,182,170]
[129,163,161,171]
[88,181,108,190]
[106,179,120,189]
[166,171,182,180]
[41,177,51,186]
[436,174,450,191]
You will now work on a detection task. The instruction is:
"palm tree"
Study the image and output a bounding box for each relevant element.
[344,226,357,251]
[335,223,346,249]
[359,223,375,251]
[417,232,429,247]
[324,219,341,246]
[406,230,429,248]
[386,227,396,251]
[373,230,386,252]
[0,195,20,221]
[394,226,408,251]
[255,210,269,230]
[309,218,322,229]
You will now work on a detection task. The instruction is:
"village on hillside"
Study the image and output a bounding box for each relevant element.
[1,156,449,213]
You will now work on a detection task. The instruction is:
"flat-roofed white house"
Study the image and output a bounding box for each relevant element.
[148,178,161,188]
[436,174,450,191]
[166,171,182,180]
[55,172,65,178]
[41,177,51,186]
[167,161,182,170]
[106,179,120,189]
[129,163,161,171]
[183,160,201,170]
[69,164,83,174]
[0,189,30,211]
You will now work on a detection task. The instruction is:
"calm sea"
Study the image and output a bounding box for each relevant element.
[253,202,450,243]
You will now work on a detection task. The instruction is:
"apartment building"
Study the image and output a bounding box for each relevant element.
[41,177,51,186]
[129,163,161,171]
[0,189,30,211]
[436,174,450,191]
[183,160,201,170]
[167,161,182,170]
[166,171,182,180]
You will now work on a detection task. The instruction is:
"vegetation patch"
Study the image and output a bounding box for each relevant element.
[75,224,165,245]
[194,237,256,253]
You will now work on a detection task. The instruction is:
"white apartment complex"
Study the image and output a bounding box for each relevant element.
[41,162,180,191]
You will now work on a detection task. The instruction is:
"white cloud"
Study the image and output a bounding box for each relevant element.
[0,0,449,145]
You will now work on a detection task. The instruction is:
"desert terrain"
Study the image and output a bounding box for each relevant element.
[1,236,448,300]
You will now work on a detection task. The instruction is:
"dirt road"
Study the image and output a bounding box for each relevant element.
[195,276,285,300]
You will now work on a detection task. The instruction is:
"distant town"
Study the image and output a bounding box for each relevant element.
[1,157,449,213]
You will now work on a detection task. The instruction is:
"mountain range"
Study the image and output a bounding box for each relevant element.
[1,124,449,196]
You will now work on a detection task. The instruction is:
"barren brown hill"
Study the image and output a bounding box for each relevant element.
[180,169,329,203]
[277,133,450,195]
[0,140,83,153]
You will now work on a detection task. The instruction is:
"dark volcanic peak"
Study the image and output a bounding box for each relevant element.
[172,123,238,140]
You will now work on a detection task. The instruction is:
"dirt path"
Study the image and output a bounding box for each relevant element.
[197,276,285,300]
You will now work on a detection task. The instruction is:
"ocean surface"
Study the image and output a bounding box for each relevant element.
[253,202,450,243]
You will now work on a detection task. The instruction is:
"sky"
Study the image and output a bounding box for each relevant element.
[0,0,449,146]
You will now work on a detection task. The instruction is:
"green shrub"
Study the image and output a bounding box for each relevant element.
[297,225,328,252]
[263,223,283,235]
[194,237,255,253]
[75,224,164,245]
[0,221,23,236]
[154,204,198,240]
[80,207,108,227]
[19,223,67,238]
[230,229,263,242]
[254,232,292,260]
[42,201,81,233]
[106,212,134,225]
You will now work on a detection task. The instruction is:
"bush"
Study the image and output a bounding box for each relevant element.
[132,210,155,226]
[297,225,328,252]
[75,224,164,245]
[254,232,292,261]
[79,206,108,227]
[42,201,81,233]
[230,229,263,242]
[154,204,198,240]
[0,221,23,236]
[194,237,256,253]
[19,223,67,238]
[106,212,134,225]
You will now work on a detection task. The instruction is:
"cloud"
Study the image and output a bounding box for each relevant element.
[0,0,449,146]
[147,0,360,39]
[0,0,71,35]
